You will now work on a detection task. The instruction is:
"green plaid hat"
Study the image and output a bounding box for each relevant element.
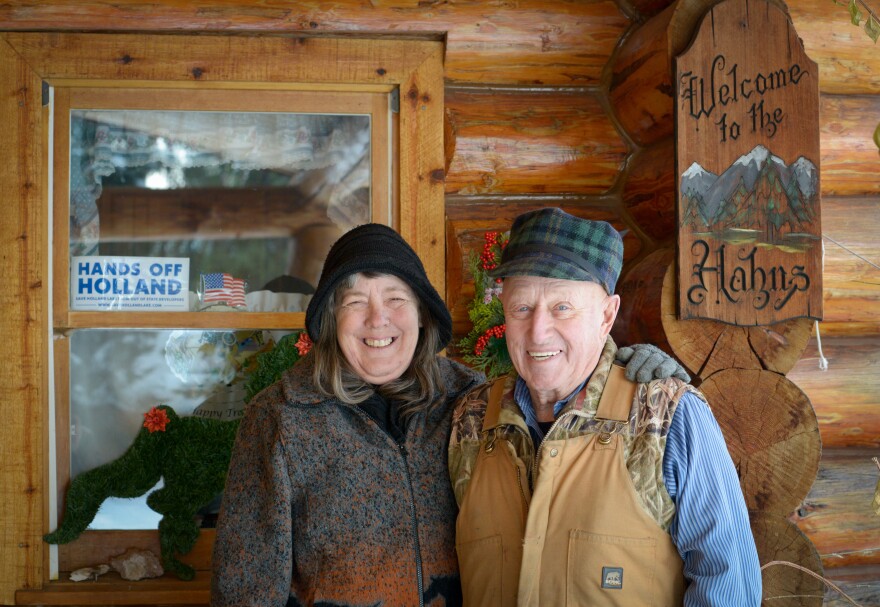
[489,207,623,294]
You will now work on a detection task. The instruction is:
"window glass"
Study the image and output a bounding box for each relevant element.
[68,110,371,311]
[68,328,291,529]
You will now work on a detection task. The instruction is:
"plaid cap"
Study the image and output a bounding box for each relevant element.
[489,207,623,294]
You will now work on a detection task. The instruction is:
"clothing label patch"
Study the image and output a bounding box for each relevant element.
[601,566,623,589]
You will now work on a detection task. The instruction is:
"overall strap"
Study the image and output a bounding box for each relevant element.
[595,364,636,424]
[482,377,509,430]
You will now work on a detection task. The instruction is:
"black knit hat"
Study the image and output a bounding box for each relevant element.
[305,224,452,351]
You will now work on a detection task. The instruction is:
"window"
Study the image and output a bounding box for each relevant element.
[2,31,444,601]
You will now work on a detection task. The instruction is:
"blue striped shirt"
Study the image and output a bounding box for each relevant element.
[514,377,762,606]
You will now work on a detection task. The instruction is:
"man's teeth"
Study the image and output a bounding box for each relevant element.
[365,338,393,347]
[529,351,559,360]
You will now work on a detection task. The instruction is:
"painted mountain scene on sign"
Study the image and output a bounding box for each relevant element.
[680,145,820,249]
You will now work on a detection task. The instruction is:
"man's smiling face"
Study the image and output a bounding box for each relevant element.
[500,275,619,412]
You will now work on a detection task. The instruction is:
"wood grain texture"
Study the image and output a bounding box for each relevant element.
[820,95,880,197]
[2,32,438,84]
[791,449,880,570]
[0,0,629,87]
[674,0,822,326]
[788,336,880,450]
[0,32,445,600]
[613,249,815,379]
[787,0,880,95]
[819,196,880,335]
[656,259,813,378]
[611,247,677,354]
[622,139,676,243]
[609,2,678,147]
[0,36,46,603]
[2,31,446,292]
[818,565,880,607]
[700,370,821,515]
[15,0,875,96]
[609,0,766,146]
[16,569,210,605]
[750,511,825,607]
[444,86,627,195]
[57,530,213,573]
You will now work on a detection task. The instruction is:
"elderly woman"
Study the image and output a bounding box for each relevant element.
[211,224,484,607]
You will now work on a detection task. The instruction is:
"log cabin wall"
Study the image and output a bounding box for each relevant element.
[0,0,877,605]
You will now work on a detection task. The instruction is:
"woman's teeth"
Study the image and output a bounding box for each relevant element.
[365,338,393,347]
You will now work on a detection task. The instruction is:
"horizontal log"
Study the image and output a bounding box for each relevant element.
[445,197,641,344]
[819,196,880,334]
[821,96,880,197]
[788,336,880,450]
[1,1,876,96]
[0,0,628,87]
[444,87,627,195]
[791,448,880,570]
[788,0,880,95]
[818,565,880,607]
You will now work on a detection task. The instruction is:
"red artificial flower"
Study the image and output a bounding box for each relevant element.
[143,406,170,433]
[295,332,313,357]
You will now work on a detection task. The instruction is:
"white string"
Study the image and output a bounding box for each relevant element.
[815,238,828,371]
[815,321,828,371]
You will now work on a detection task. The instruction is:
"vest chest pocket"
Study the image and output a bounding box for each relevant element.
[456,534,503,607]
[567,529,658,606]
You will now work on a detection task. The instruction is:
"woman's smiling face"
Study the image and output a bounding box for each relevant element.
[335,273,421,385]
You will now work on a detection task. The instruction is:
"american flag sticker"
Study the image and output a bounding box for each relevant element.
[201,273,247,308]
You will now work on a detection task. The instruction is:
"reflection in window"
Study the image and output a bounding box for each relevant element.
[69,328,290,529]
[69,110,371,308]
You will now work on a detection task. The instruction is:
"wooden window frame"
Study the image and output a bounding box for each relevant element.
[55,86,393,329]
[1,31,445,604]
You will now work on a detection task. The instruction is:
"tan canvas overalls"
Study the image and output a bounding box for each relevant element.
[456,365,685,606]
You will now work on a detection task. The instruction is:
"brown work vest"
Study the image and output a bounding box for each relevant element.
[455,366,686,606]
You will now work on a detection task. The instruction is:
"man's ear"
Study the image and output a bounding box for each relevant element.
[600,294,620,337]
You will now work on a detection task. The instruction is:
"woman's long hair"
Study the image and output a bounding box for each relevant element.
[311,272,446,419]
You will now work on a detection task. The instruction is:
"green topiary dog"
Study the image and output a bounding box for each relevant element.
[44,331,311,580]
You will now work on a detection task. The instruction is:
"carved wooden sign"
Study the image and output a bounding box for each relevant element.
[675,0,822,325]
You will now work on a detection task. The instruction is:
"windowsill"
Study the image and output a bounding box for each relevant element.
[16,572,210,605]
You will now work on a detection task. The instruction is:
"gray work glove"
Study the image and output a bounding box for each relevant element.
[616,343,691,383]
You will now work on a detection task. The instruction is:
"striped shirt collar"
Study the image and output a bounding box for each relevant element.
[513,375,589,443]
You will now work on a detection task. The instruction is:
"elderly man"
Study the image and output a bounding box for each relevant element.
[449,207,761,606]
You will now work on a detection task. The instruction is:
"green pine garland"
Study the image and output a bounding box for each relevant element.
[458,231,513,380]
